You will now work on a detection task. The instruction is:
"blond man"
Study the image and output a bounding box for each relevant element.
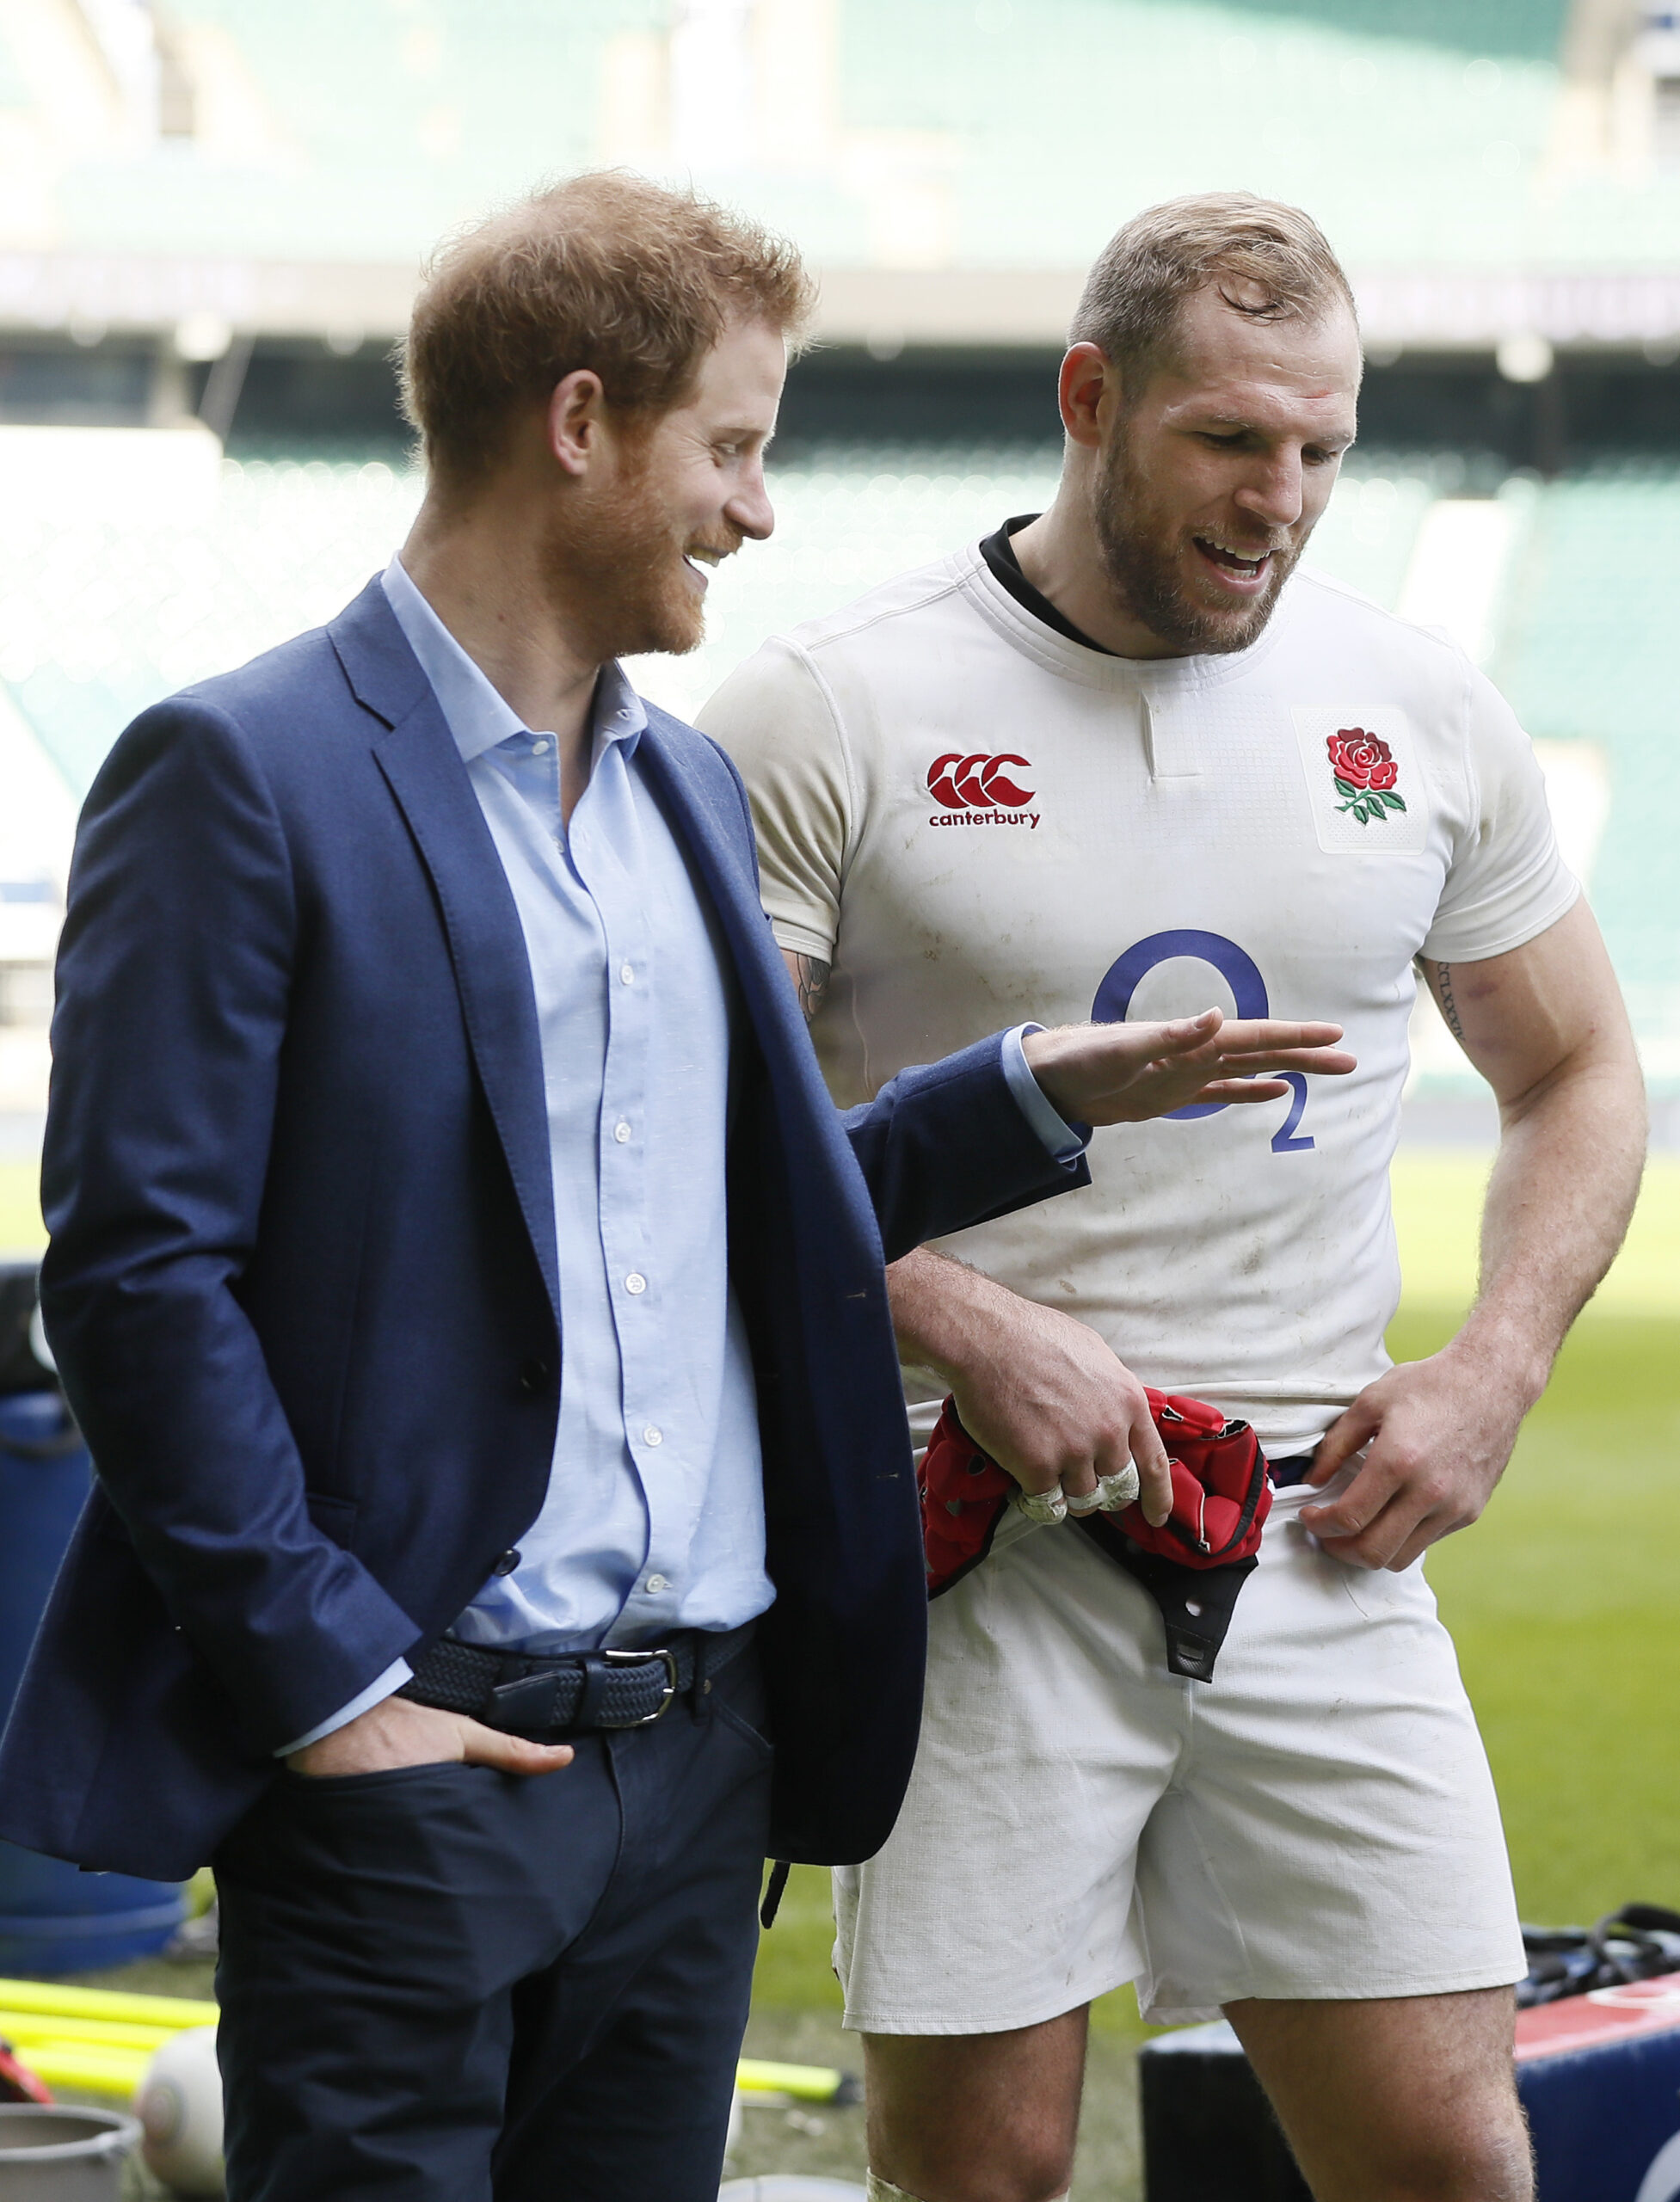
[704,195,1643,2202]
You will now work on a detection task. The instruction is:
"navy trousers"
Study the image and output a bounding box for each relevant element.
[212,1648,772,2201]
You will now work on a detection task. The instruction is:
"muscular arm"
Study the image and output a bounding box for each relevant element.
[1304,897,1645,1568]
[887,1245,1175,1520]
[787,950,831,1024]
[777,945,1175,1519]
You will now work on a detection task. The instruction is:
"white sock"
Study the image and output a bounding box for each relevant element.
[865,2180,1067,2202]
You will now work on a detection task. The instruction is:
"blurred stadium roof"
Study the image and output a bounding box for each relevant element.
[1,0,1677,1107]
[0,0,1677,354]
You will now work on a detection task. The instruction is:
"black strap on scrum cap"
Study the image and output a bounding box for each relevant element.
[1074,1516,1257,1682]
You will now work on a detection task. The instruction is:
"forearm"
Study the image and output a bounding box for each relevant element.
[1307,921,1643,1568]
[888,1245,1013,1379]
[1457,1043,1645,1397]
[887,1246,1172,1513]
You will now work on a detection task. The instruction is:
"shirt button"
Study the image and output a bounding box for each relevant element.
[530,737,551,755]
[619,963,634,985]
[625,1271,646,1295]
[613,1121,631,1144]
[645,1573,669,1593]
[643,1425,662,1446]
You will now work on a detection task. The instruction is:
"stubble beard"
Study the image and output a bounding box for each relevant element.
[1091,426,1303,656]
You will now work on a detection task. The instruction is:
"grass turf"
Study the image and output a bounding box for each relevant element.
[0,1159,42,1253]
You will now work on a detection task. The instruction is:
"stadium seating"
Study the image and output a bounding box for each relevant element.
[841,0,1567,270]
[0,449,422,797]
[1491,460,1680,1076]
[0,0,1671,280]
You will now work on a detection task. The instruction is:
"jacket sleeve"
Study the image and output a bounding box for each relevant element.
[838,1035,1091,1266]
[39,698,421,1753]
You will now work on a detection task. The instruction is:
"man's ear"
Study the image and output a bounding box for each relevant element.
[1058,342,1116,450]
[546,368,609,479]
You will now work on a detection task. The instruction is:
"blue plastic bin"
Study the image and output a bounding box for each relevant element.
[0,1385,186,1973]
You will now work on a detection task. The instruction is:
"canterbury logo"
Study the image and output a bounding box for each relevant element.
[928,753,1036,809]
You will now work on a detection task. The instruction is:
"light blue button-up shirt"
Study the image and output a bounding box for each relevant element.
[285,557,1082,1749]
[383,551,775,1657]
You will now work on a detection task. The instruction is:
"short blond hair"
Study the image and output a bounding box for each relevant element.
[403,170,814,486]
[1072,193,1357,393]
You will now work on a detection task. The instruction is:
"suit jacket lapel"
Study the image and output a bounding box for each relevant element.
[329,581,560,1324]
[634,717,801,1050]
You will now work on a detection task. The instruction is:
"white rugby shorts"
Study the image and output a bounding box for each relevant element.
[834,1482,1525,2031]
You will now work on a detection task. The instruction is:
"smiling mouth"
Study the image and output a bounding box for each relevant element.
[1192,535,1275,586]
[683,544,733,582]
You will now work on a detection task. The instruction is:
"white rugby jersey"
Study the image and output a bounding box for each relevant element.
[698,541,1578,1455]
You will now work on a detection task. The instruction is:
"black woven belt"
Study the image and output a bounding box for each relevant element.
[398,1621,753,1738]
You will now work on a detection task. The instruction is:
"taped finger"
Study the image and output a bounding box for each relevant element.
[1016,1486,1068,1525]
[1096,1465,1140,1510]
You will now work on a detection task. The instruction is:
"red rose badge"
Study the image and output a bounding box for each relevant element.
[1326,728,1406,825]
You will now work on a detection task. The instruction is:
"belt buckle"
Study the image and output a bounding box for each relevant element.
[602,1646,678,1726]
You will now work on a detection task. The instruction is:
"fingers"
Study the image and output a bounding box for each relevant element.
[1157,1055,1356,1107]
[1308,1491,1432,1573]
[1189,1078,1291,1105]
[1197,1018,1345,1053]
[1146,1007,1225,1052]
[1021,1012,1353,1129]
[1127,1410,1172,1527]
[1064,1465,1140,1516]
[1300,1442,1461,1572]
[1137,1018,1349,1069]
[945,1319,1164,1532]
[1308,1397,1381,1484]
[986,1387,1149,1526]
[1017,1485,1068,1523]
[1207,1047,1357,1076]
[455,1718,575,1776]
[1298,1449,1398,1554]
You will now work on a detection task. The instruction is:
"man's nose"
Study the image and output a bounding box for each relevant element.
[727,463,775,542]
[1234,452,1303,532]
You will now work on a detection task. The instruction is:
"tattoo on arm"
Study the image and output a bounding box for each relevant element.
[792,954,831,1023]
[1433,960,1465,1043]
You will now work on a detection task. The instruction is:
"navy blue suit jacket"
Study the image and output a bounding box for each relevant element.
[0,580,1085,1882]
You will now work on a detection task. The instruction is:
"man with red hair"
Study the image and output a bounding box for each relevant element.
[0,175,1350,2202]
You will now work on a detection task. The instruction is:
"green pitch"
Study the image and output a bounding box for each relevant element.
[0,1160,41,1254]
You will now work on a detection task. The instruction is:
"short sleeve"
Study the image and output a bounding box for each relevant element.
[696,637,852,963]
[1421,664,1581,963]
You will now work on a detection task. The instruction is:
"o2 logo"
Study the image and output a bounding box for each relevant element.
[1092,929,1314,1153]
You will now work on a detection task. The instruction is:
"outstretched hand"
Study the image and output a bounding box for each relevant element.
[1022,1007,1355,1127]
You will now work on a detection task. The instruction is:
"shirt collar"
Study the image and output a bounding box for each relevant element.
[380,553,647,766]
